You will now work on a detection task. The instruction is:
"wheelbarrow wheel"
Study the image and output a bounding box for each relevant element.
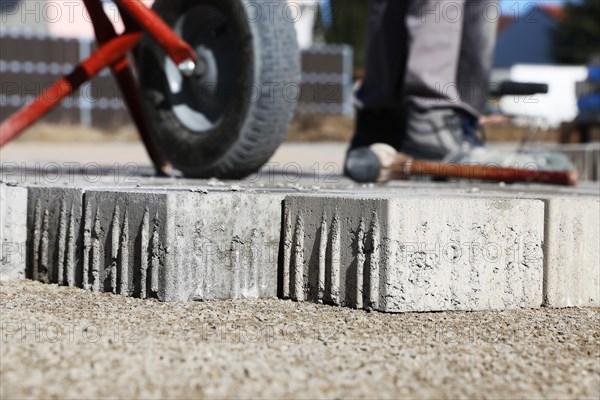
[137,0,300,178]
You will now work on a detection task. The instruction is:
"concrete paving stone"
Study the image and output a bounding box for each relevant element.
[279,184,599,309]
[453,191,599,308]
[542,196,600,307]
[80,189,284,301]
[0,183,28,280]
[275,183,599,310]
[283,195,545,312]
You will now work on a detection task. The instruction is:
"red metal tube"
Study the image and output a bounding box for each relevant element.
[114,0,197,65]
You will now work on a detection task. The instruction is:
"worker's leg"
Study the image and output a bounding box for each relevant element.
[403,0,499,115]
[355,0,410,109]
[404,0,472,114]
[351,0,410,150]
[457,0,500,115]
[401,0,493,160]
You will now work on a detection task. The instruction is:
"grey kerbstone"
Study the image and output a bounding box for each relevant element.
[283,195,545,312]
[543,197,600,307]
[0,184,28,280]
[26,187,85,286]
[77,189,283,301]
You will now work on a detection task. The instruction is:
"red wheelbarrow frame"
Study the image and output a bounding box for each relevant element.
[0,0,197,174]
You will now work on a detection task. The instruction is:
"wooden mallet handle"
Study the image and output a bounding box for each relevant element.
[371,144,577,186]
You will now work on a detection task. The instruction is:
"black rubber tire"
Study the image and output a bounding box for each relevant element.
[137,0,300,179]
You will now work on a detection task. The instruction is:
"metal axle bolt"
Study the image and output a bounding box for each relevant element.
[178,59,196,77]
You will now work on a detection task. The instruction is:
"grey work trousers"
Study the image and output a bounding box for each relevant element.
[356,0,500,118]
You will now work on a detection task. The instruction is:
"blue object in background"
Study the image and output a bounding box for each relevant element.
[578,94,600,111]
[588,66,600,82]
[320,0,333,27]
[578,64,600,113]
[576,64,600,122]
[494,6,560,68]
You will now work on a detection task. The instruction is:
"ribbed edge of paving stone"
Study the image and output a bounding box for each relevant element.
[18,182,139,288]
[282,194,546,313]
[26,186,84,286]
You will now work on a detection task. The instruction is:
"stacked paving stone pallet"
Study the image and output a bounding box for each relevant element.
[1,182,598,312]
[557,143,600,182]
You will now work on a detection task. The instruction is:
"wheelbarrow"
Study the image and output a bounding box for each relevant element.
[0,0,301,179]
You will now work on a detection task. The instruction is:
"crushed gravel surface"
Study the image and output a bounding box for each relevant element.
[1,280,599,399]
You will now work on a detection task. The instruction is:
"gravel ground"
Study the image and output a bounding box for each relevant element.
[1,280,599,400]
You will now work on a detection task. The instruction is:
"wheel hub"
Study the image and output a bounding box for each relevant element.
[163,4,240,133]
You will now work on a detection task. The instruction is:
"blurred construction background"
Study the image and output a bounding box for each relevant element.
[1,0,599,178]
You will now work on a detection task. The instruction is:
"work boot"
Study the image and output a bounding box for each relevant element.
[401,104,483,161]
[402,104,574,170]
[345,105,481,182]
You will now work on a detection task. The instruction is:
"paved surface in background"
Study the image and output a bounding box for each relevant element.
[2,141,599,193]
[0,140,551,168]
[0,142,351,187]
[1,281,599,399]
[0,142,348,171]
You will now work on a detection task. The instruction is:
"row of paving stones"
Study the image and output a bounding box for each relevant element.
[1,180,598,312]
